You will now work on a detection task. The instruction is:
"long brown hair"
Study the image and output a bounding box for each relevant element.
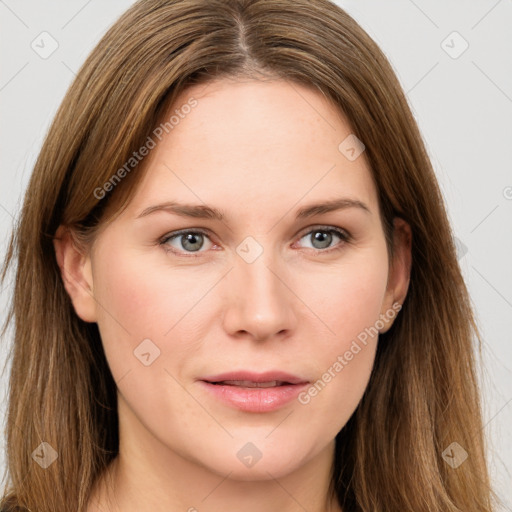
[0,0,498,510]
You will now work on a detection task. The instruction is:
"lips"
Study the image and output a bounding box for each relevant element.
[198,371,309,413]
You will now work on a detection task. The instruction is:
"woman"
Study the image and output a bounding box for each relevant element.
[0,0,498,510]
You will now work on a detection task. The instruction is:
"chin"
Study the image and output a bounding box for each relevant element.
[190,434,319,481]
[206,455,305,482]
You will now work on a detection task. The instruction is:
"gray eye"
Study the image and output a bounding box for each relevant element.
[163,231,213,254]
[299,229,344,250]
[179,232,204,252]
[310,230,333,249]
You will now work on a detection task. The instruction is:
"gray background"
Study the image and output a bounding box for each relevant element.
[1,0,511,508]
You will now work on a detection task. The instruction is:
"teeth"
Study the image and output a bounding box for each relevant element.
[217,380,285,388]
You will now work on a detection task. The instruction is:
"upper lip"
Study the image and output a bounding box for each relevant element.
[200,371,309,385]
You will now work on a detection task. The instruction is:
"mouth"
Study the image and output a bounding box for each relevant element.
[198,371,309,412]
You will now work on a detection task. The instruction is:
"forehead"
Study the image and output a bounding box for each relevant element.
[123,78,378,218]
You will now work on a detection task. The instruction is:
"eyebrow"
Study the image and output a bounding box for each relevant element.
[135,197,371,221]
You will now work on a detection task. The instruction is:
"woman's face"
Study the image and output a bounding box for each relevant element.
[58,78,410,481]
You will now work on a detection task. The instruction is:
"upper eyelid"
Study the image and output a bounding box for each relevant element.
[297,225,349,238]
[161,227,214,243]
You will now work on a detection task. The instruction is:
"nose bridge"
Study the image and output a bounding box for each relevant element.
[222,240,296,340]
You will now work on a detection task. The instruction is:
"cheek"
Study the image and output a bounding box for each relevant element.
[93,257,156,331]
[307,250,389,345]
[294,251,388,425]
[90,244,183,376]
[90,241,221,385]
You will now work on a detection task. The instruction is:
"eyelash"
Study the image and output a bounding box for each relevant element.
[158,225,352,258]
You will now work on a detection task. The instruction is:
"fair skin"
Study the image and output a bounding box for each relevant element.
[54,78,411,512]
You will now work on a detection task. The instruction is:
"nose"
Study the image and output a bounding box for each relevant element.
[221,248,297,342]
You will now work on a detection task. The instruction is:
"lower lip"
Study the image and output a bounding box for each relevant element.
[199,381,309,413]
